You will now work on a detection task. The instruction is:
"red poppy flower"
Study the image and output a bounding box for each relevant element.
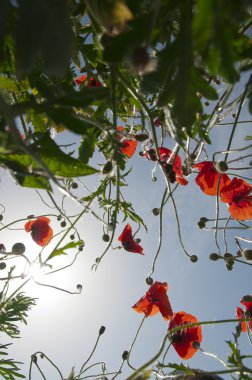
[75,75,102,88]
[132,281,173,320]
[220,177,252,220]
[168,311,202,360]
[25,217,53,246]
[118,224,143,254]
[192,161,230,196]
[236,295,252,332]
[154,118,162,127]
[75,74,87,86]
[145,147,188,185]
[87,78,102,88]
[117,126,137,158]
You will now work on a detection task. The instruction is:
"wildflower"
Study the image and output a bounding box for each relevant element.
[193,161,230,196]
[168,311,202,359]
[117,126,137,158]
[118,224,143,254]
[132,281,173,320]
[236,295,252,332]
[75,75,102,88]
[145,147,188,185]
[75,74,87,86]
[220,177,252,220]
[25,217,53,246]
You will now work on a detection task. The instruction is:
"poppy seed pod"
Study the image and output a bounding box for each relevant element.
[197,220,206,229]
[0,262,6,270]
[122,350,128,360]
[0,214,3,221]
[99,326,106,335]
[102,234,110,242]
[209,253,220,261]
[152,208,160,216]
[12,243,26,255]
[146,276,153,285]
[242,249,252,261]
[190,255,198,263]
[226,264,233,271]
[71,182,78,189]
[134,133,149,142]
[215,161,228,173]
[76,284,82,292]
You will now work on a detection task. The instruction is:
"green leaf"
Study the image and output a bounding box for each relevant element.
[0,76,19,93]
[50,87,109,108]
[78,128,99,164]
[47,108,98,135]
[46,241,83,261]
[16,0,73,78]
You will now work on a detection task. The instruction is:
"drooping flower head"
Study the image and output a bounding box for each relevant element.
[25,217,53,246]
[117,126,137,158]
[220,177,252,220]
[168,311,202,360]
[192,161,230,196]
[236,295,252,332]
[144,147,188,185]
[132,281,173,320]
[118,224,143,254]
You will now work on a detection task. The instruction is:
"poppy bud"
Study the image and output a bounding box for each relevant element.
[146,276,153,285]
[60,221,67,228]
[57,215,62,221]
[71,182,78,189]
[200,217,208,223]
[95,257,101,263]
[0,262,6,270]
[224,252,233,259]
[31,355,37,363]
[102,161,113,174]
[27,215,35,219]
[76,284,82,292]
[236,250,242,257]
[134,133,149,142]
[102,234,110,242]
[12,243,26,255]
[78,245,84,251]
[0,215,3,221]
[215,161,228,173]
[99,326,106,335]
[122,350,128,360]
[204,101,210,106]
[40,353,44,359]
[197,220,206,229]
[70,234,75,240]
[152,208,160,216]
[190,255,198,263]
[152,176,157,182]
[0,244,6,252]
[209,253,220,261]
[139,151,144,157]
[226,263,233,271]
[241,249,252,261]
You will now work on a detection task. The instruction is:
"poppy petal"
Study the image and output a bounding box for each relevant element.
[118,224,143,254]
[168,311,202,360]
[193,162,230,196]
